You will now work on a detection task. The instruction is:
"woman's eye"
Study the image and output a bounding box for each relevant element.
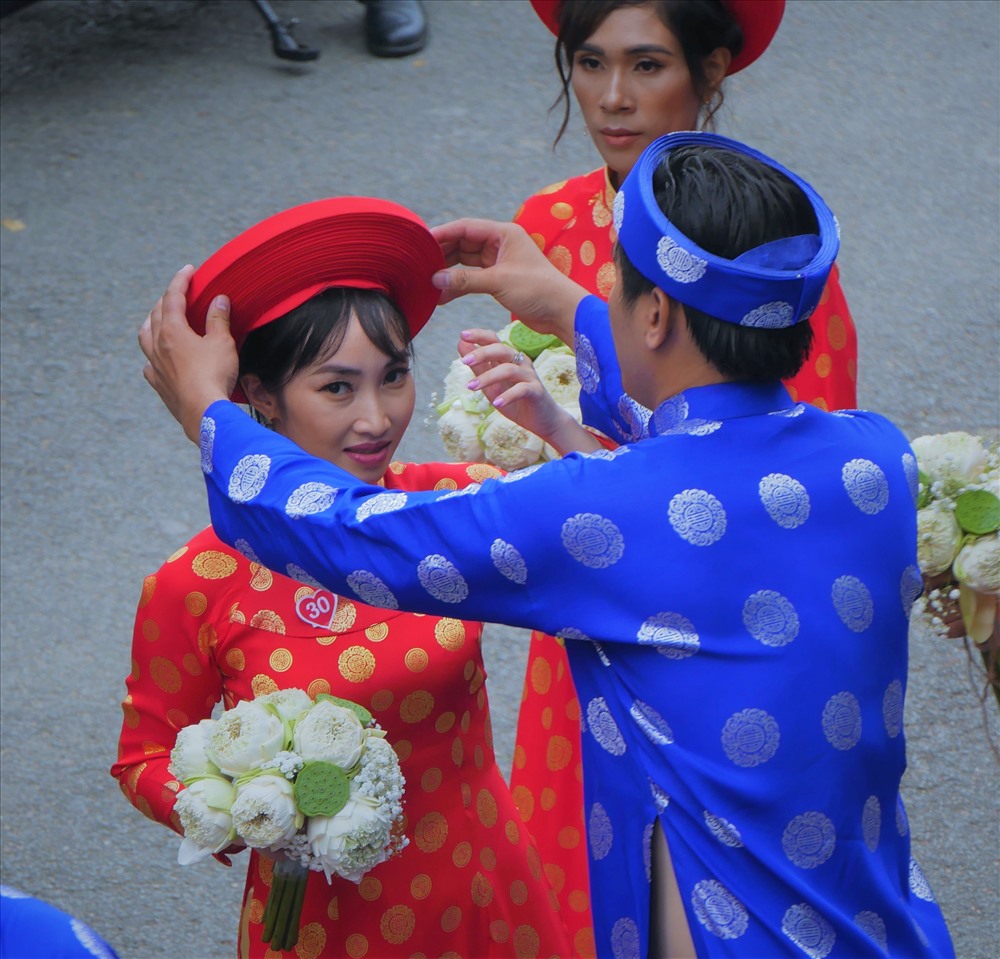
[322,381,350,395]
[635,59,662,74]
[576,55,602,71]
[385,367,411,386]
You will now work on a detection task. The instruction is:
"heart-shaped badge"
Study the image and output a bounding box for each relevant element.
[295,589,339,631]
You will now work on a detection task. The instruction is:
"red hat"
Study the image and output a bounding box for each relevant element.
[186,197,444,400]
[529,0,785,75]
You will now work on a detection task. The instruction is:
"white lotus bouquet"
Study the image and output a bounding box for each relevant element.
[436,321,583,470]
[912,431,999,702]
[169,689,406,951]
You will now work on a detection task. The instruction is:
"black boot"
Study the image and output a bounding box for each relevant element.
[364,0,427,58]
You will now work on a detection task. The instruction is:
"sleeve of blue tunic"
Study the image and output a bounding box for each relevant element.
[0,887,120,959]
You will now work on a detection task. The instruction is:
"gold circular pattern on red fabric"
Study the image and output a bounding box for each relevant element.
[813,397,830,412]
[463,660,476,682]
[466,463,503,482]
[476,788,498,828]
[565,696,581,721]
[225,648,245,671]
[142,739,165,755]
[250,610,286,634]
[474,745,485,769]
[197,623,218,656]
[269,648,293,672]
[546,735,572,771]
[307,678,330,698]
[135,796,155,821]
[410,874,432,900]
[827,314,847,350]
[434,476,459,491]
[129,658,139,681]
[848,358,857,382]
[513,744,526,770]
[249,563,273,591]
[358,876,382,901]
[451,737,464,767]
[511,786,534,823]
[471,871,494,907]
[331,601,357,632]
[339,645,376,683]
[379,904,415,945]
[181,653,202,676]
[122,698,140,730]
[371,689,393,711]
[539,179,568,195]
[296,923,326,959]
[580,239,596,267]
[248,898,264,924]
[540,706,553,730]
[530,656,552,695]
[191,550,238,580]
[421,767,443,792]
[256,851,273,884]
[251,674,279,696]
[166,707,188,729]
[479,846,496,871]
[125,761,146,792]
[326,897,339,920]
[393,739,412,762]
[314,633,336,647]
[509,879,528,905]
[365,622,389,642]
[547,245,572,276]
[434,619,466,651]
[435,711,456,733]
[469,668,484,695]
[592,196,612,228]
[345,933,368,958]
[504,819,521,845]
[460,711,471,734]
[820,283,831,305]
[514,923,541,959]
[540,787,557,812]
[526,845,542,881]
[414,811,448,852]
[574,926,597,958]
[440,906,462,933]
[568,889,589,912]
[142,619,159,643]
[167,546,188,564]
[404,648,429,672]
[490,919,511,943]
[139,575,157,609]
[461,782,472,809]
[452,841,473,868]
[388,461,406,474]
[814,353,833,378]
[399,690,434,722]
[150,656,182,693]
[544,862,566,894]
[550,202,574,220]
[558,825,581,848]
[529,232,546,251]
[596,261,617,297]
[184,591,207,616]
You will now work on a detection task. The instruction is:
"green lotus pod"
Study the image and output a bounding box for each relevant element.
[293,761,350,818]
[315,693,373,727]
[954,489,1000,535]
[509,322,564,359]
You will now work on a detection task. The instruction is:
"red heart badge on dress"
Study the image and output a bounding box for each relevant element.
[295,589,339,630]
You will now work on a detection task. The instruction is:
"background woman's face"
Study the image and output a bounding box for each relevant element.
[571,5,703,182]
[266,314,416,484]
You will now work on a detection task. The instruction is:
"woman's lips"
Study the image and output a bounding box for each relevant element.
[600,128,640,149]
[344,442,391,466]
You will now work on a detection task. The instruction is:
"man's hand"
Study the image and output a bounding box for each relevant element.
[431,218,588,345]
[139,266,239,443]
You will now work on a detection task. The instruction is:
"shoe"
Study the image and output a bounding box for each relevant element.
[364,0,427,58]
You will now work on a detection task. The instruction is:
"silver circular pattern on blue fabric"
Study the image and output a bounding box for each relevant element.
[742,590,800,647]
[651,394,689,434]
[900,564,923,617]
[721,708,780,767]
[228,454,270,503]
[200,416,216,474]
[908,857,935,901]
[832,575,874,633]
[630,699,674,745]
[416,554,468,604]
[862,795,881,852]
[854,911,888,954]
[356,491,408,522]
[902,452,919,507]
[234,539,262,564]
[285,482,338,517]
[436,484,481,501]
[691,880,749,940]
[489,539,527,584]
[592,641,611,666]
[882,679,903,738]
[896,796,909,837]
[616,394,651,443]
[500,463,544,483]
[782,811,836,868]
[704,811,744,848]
[642,822,653,880]
[668,489,727,546]
[561,512,625,569]
[286,563,322,589]
[661,418,723,437]
[587,697,627,755]
[770,403,807,418]
[612,189,625,234]
[346,570,399,610]
[759,472,811,529]
[637,611,699,659]
[782,903,836,958]
[649,779,670,813]
[842,458,890,515]
[741,300,795,329]
[588,802,613,860]
[574,331,600,396]
[610,917,641,959]
[69,918,118,959]
[656,235,708,284]
[821,692,862,750]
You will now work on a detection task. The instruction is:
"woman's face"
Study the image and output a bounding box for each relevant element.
[571,5,704,183]
[255,313,415,485]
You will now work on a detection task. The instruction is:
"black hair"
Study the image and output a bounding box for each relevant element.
[552,0,744,144]
[615,144,818,381]
[239,288,413,407]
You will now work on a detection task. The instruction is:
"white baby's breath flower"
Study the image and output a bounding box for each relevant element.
[480,412,544,471]
[953,534,1000,594]
[533,347,580,407]
[205,699,285,777]
[174,777,235,864]
[293,700,366,769]
[912,432,989,486]
[169,719,220,783]
[438,402,487,462]
[917,502,963,575]
[256,688,314,724]
[230,773,302,848]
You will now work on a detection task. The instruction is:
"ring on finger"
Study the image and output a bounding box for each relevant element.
[511,350,525,365]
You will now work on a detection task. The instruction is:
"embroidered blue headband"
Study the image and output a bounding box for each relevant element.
[613,132,839,328]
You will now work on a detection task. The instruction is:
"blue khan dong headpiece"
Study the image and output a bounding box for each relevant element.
[612,132,839,328]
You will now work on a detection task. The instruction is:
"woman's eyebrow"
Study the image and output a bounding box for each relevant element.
[577,41,677,57]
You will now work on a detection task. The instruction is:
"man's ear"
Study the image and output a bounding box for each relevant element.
[645,287,677,350]
[240,374,279,422]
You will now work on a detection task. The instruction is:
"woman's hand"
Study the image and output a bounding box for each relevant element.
[139,266,239,443]
[459,329,601,456]
[431,219,586,345]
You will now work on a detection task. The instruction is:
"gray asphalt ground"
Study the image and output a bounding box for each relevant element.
[1,1,997,957]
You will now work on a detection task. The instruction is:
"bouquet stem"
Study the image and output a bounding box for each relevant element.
[261,858,309,951]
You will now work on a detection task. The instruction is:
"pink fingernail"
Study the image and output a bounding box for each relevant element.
[467,379,480,390]
[493,397,505,408]
[462,354,476,366]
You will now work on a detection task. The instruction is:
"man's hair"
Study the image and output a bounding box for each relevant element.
[616,144,818,382]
